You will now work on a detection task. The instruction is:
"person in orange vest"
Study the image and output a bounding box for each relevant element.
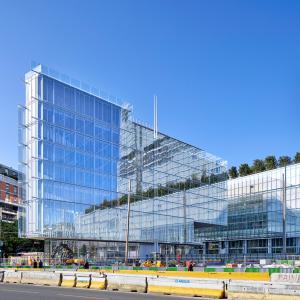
[186,260,194,271]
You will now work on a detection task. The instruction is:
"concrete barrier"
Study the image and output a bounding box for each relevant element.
[75,272,91,288]
[16,268,44,272]
[21,271,62,286]
[228,280,267,294]
[148,276,225,299]
[271,273,300,283]
[54,270,76,274]
[269,282,300,295]
[90,273,106,289]
[107,274,147,293]
[61,272,76,288]
[228,280,300,300]
[3,270,22,283]
[116,270,270,281]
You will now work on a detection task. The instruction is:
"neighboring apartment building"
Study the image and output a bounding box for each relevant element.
[19,64,300,260]
[0,164,21,222]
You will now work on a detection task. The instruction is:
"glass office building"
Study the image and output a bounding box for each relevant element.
[19,65,300,260]
[18,65,227,248]
[198,163,300,256]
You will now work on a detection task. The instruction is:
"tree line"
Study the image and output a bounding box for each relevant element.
[0,221,44,257]
[228,152,300,179]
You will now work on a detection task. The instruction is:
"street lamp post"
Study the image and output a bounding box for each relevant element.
[282,166,287,258]
[125,179,132,265]
[48,227,52,265]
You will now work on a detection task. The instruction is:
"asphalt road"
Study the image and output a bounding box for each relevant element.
[0,283,215,300]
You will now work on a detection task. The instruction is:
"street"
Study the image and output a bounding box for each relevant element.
[0,283,215,300]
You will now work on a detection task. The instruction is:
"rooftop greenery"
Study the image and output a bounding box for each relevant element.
[85,171,228,213]
[228,152,300,179]
[85,152,300,214]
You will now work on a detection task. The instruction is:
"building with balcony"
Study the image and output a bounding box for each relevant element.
[0,164,21,223]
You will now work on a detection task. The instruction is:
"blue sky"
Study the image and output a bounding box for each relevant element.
[0,0,299,169]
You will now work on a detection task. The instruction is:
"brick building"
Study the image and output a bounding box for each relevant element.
[0,164,21,223]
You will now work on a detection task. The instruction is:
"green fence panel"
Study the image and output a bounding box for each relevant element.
[149,267,159,271]
[166,267,178,271]
[245,268,260,272]
[268,268,280,275]
[276,260,293,266]
[294,268,300,273]
[204,267,216,272]
[223,268,235,272]
[280,260,288,264]
[133,267,143,270]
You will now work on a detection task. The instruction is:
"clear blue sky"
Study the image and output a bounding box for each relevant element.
[0,0,299,169]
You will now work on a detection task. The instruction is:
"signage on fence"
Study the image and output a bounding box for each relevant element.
[175,279,190,284]
[272,273,300,283]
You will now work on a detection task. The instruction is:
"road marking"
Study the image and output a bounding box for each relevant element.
[0,288,39,294]
[57,294,107,300]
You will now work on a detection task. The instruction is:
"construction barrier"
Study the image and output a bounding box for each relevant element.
[75,272,91,288]
[116,270,270,281]
[271,273,300,283]
[106,273,147,293]
[90,273,106,289]
[61,272,76,288]
[54,270,76,274]
[268,282,300,296]
[148,276,225,299]
[3,270,22,283]
[4,268,300,299]
[228,280,267,294]
[228,280,300,300]
[21,271,62,286]
[16,268,45,272]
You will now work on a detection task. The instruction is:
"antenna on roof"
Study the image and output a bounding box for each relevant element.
[153,95,158,139]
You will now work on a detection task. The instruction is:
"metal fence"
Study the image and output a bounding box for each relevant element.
[1,253,300,268]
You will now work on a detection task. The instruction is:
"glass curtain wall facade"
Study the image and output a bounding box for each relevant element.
[196,163,300,256]
[19,65,300,259]
[19,65,227,245]
[19,65,121,239]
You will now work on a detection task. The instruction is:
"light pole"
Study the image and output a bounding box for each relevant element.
[282,166,287,258]
[125,179,132,265]
[48,227,52,265]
